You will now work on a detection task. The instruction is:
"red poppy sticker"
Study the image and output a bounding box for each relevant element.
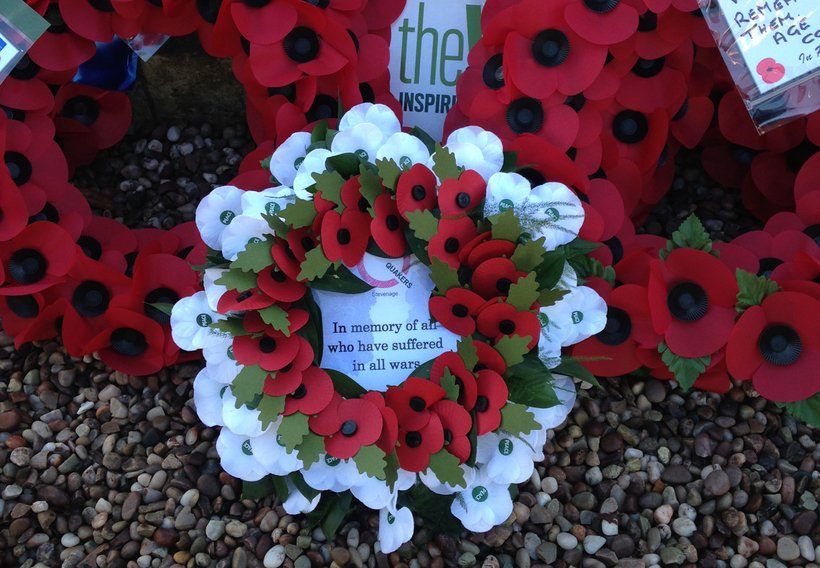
[756,58,785,85]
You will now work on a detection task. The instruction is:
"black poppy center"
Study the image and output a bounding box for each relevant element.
[666,281,708,322]
[452,304,469,318]
[474,396,490,413]
[358,196,369,213]
[638,11,658,32]
[304,0,330,8]
[259,337,277,353]
[583,0,619,12]
[499,319,516,335]
[9,249,46,285]
[341,420,358,436]
[803,224,820,248]
[242,0,271,7]
[337,228,351,245]
[5,152,32,187]
[758,325,802,366]
[456,192,471,209]
[29,203,60,225]
[72,281,110,318]
[518,167,546,188]
[110,328,147,356]
[386,215,400,231]
[6,295,39,318]
[672,98,689,121]
[632,57,665,78]
[271,268,288,283]
[291,384,307,399]
[506,98,545,134]
[757,257,783,279]
[268,83,297,103]
[301,236,316,252]
[565,94,586,112]
[786,141,820,174]
[144,287,180,324]
[10,55,40,81]
[306,94,338,123]
[62,96,101,128]
[284,27,320,64]
[444,237,459,254]
[78,235,103,260]
[409,396,426,412]
[411,185,427,201]
[45,5,68,34]
[532,29,570,68]
[195,0,222,23]
[496,278,512,294]
[87,0,115,12]
[443,429,453,443]
[359,82,375,103]
[405,431,422,448]
[596,307,632,346]
[604,236,624,265]
[728,144,758,166]
[482,53,505,90]
[613,110,649,144]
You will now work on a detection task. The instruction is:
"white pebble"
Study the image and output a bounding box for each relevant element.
[61,533,80,547]
[672,518,696,537]
[654,505,674,525]
[800,536,816,561]
[602,520,619,536]
[584,536,606,554]
[542,477,558,494]
[167,126,181,142]
[264,545,286,568]
[557,533,578,550]
[585,467,603,486]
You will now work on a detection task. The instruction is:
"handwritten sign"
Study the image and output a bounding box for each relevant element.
[311,254,459,391]
[715,0,820,96]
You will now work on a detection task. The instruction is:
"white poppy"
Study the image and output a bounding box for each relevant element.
[419,464,475,495]
[282,476,322,515]
[555,286,607,346]
[476,432,536,485]
[435,141,501,183]
[240,186,297,219]
[522,182,585,250]
[556,261,578,291]
[350,469,415,510]
[251,418,304,476]
[330,122,388,164]
[484,172,531,218]
[270,132,312,188]
[202,339,241,384]
[378,506,415,554]
[215,429,268,482]
[339,103,401,137]
[220,216,269,262]
[301,454,362,493]
[170,291,228,351]
[375,132,431,170]
[446,126,504,179]
[192,367,226,427]
[196,185,245,250]
[293,148,332,199]
[450,468,513,532]
[536,305,570,370]
[524,375,577,461]
[221,386,266,438]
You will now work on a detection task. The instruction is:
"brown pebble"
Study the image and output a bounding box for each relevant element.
[154,528,181,548]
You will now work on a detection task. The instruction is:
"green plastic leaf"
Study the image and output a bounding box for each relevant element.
[376,158,403,190]
[242,475,276,500]
[308,263,374,294]
[499,402,540,436]
[326,153,362,178]
[257,395,285,430]
[406,209,439,242]
[510,237,547,272]
[271,475,290,503]
[409,357,435,380]
[384,450,400,492]
[560,238,602,260]
[259,304,291,336]
[262,212,289,239]
[440,369,460,402]
[277,413,311,452]
[145,302,173,316]
[505,272,540,311]
[659,341,710,392]
[502,150,518,173]
[358,164,383,217]
[311,119,329,144]
[552,356,602,389]
[321,492,354,541]
[231,365,269,408]
[495,334,532,367]
[409,126,437,154]
[404,224,431,265]
[504,355,561,408]
[777,392,820,429]
[259,155,272,171]
[456,337,479,372]
[281,198,318,229]
[296,433,325,468]
[352,445,387,478]
[538,288,569,309]
[210,317,251,337]
[736,268,781,316]
[659,214,719,260]
[430,257,461,295]
[490,208,522,242]
[535,250,566,291]
[313,170,346,210]
[431,143,462,181]
[427,450,466,488]
[397,485,461,537]
[298,244,336,282]
[294,294,323,364]
[324,368,367,399]
[215,268,258,293]
[289,472,320,501]
[231,235,275,274]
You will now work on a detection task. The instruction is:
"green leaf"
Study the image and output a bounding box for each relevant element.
[210,317,251,337]
[298,244,336,282]
[262,212,289,239]
[440,369,460,402]
[510,237,547,272]
[427,450,467,488]
[231,235,275,273]
[384,450,400,492]
[242,475,276,500]
[313,170,346,210]
[429,256,461,295]
[289,472,320,501]
[404,223,431,265]
[271,475,290,502]
[259,304,291,336]
[490,208,522,242]
[502,150,518,173]
[216,268,258,292]
[456,337,479,372]
[409,357,436,380]
[259,155,272,171]
[505,272,540,311]
[308,263,374,294]
[534,250,566,291]
[560,238,602,260]
[499,402,540,436]
[552,356,602,389]
[311,119,329,144]
[257,395,286,430]
[357,164,383,217]
[281,198,318,229]
[538,288,569,308]
[778,392,820,429]
[277,413,311,452]
[406,209,439,242]
[735,268,781,316]
[145,302,173,316]
[431,143,462,181]
[296,433,325,468]
[376,158,403,191]
[352,445,387,478]
[495,334,532,367]
[504,354,561,408]
[293,294,323,364]
[659,341,710,392]
[321,492,354,541]
[326,153,362,178]
[397,485,461,537]
[231,365,269,408]
[324,368,367,399]
[409,126,437,154]
[659,214,719,260]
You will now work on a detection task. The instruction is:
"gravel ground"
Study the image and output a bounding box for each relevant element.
[0,120,815,568]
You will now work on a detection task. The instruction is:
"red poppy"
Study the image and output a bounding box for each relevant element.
[384,377,446,431]
[77,216,138,274]
[322,398,384,460]
[217,286,278,314]
[474,340,507,374]
[456,42,506,116]
[431,400,473,464]
[601,103,669,174]
[395,412,444,472]
[260,336,315,396]
[471,257,528,301]
[510,134,584,191]
[429,288,485,337]
[438,170,486,216]
[321,209,369,267]
[370,194,407,257]
[233,327,301,372]
[731,230,820,280]
[563,0,639,46]
[612,8,691,61]
[124,2,201,36]
[257,264,307,303]
[647,248,738,358]
[0,292,45,341]
[757,58,786,84]
[0,56,59,114]
[361,391,399,455]
[430,351,478,410]
[750,140,818,209]
[396,163,438,221]
[669,95,714,150]
[85,307,166,375]
[0,171,28,242]
[474,369,508,435]
[428,217,479,270]
[476,301,541,349]
[58,0,141,42]
[615,47,689,115]
[27,2,97,72]
[0,222,75,295]
[170,221,207,267]
[53,83,132,151]
[727,291,820,402]
[461,236,517,271]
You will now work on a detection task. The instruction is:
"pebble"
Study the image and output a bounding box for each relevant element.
[557,533,577,550]
[777,538,800,562]
[704,470,731,496]
[207,520,226,541]
[265,545,287,568]
[167,126,181,141]
[671,518,696,537]
[584,536,606,555]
